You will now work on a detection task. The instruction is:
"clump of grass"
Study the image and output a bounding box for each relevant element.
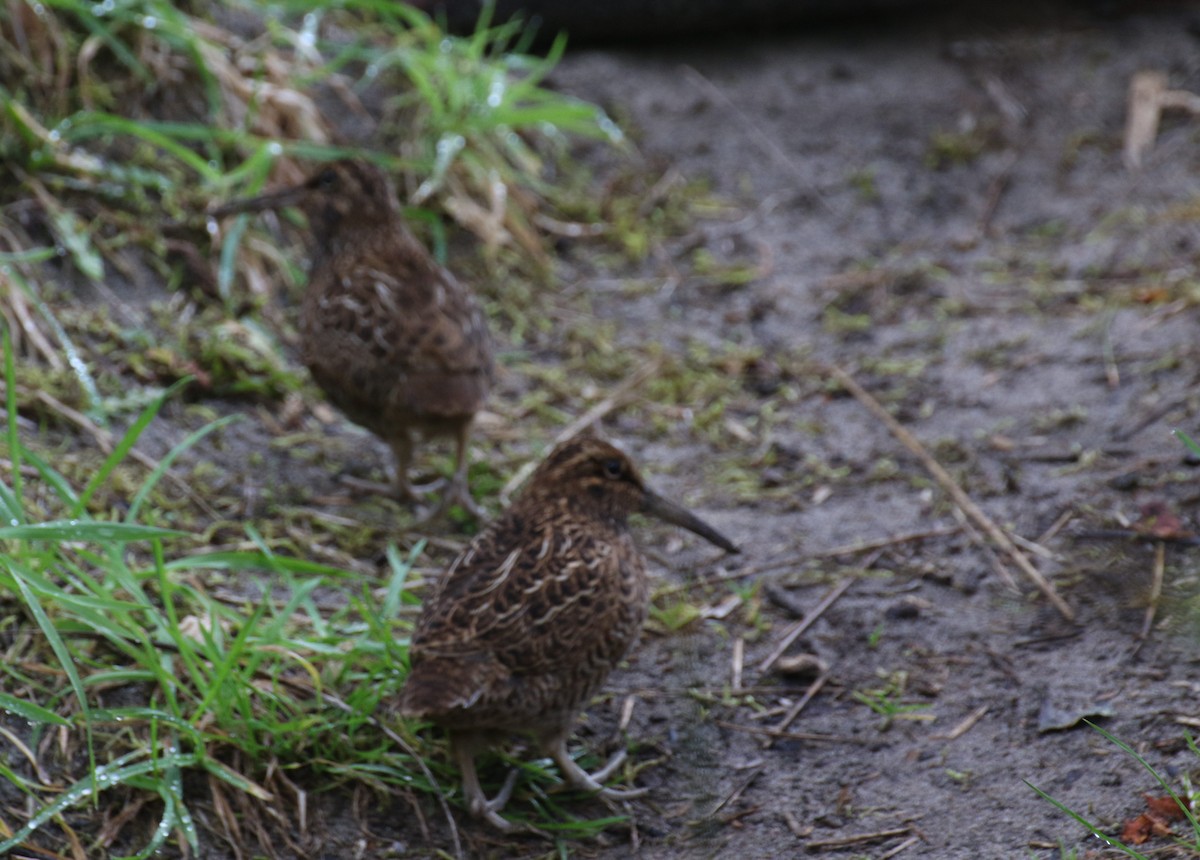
[0,336,442,858]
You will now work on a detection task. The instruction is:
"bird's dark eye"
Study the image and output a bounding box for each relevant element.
[602,458,623,479]
[315,169,337,188]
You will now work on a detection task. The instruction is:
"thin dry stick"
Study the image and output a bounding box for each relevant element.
[880,835,922,859]
[705,522,960,582]
[763,672,830,750]
[824,363,1074,621]
[950,505,1017,592]
[714,720,868,744]
[708,764,764,817]
[1036,508,1075,546]
[807,826,913,850]
[1133,541,1166,657]
[1007,530,1058,561]
[782,809,810,839]
[758,577,854,673]
[731,636,745,692]
[931,704,989,741]
[499,357,662,503]
[808,525,962,560]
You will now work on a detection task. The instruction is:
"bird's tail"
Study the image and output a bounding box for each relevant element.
[394,653,504,719]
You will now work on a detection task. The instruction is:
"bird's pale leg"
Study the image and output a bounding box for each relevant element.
[452,734,518,831]
[340,430,442,501]
[439,420,485,519]
[546,734,648,800]
[381,432,449,514]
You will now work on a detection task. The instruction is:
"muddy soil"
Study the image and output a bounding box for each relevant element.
[520,5,1200,859]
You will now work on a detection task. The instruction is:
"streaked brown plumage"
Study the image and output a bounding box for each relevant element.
[398,434,739,830]
[211,160,494,516]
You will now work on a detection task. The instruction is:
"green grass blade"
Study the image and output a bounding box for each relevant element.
[3,329,22,518]
[127,413,238,523]
[62,112,220,179]
[5,559,95,777]
[71,379,180,517]
[0,521,185,541]
[162,550,352,578]
[0,751,201,855]
[1025,779,1149,859]
[1087,721,1200,834]
[0,692,70,726]
[6,265,105,419]
[18,446,80,508]
[1174,430,1200,458]
[383,539,423,619]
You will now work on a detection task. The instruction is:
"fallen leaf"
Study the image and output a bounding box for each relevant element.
[1119,793,1189,844]
[1144,793,1189,820]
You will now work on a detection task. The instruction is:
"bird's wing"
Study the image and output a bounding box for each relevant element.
[302,238,493,423]
[410,512,634,677]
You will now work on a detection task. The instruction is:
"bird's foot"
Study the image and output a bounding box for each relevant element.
[406,477,485,525]
[553,747,649,800]
[467,768,521,831]
[439,477,487,521]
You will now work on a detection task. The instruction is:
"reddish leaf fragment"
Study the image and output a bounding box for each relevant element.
[1119,793,1189,844]
[1120,811,1170,845]
[1144,792,1189,820]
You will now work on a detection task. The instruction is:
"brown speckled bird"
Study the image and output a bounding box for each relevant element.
[397,434,739,830]
[212,160,494,517]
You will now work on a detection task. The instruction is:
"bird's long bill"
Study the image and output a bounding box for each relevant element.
[642,490,739,554]
[208,184,308,219]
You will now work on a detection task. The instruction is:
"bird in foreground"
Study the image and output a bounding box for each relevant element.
[397,434,739,830]
[210,160,494,518]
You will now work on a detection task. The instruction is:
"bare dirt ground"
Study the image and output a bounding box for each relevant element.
[12,4,1200,860]
[510,5,1200,859]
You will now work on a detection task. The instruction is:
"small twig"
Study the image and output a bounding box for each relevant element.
[763,583,809,619]
[682,526,959,597]
[499,358,661,503]
[758,577,854,673]
[708,764,764,818]
[824,363,1074,621]
[763,673,830,750]
[731,637,744,692]
[931,705,989,741]
[880,835,922,858]
[1007,531,1058,562]
[952,504,1018,592]
[618,694,636,733]
[808,526,962,560]
[714,720,869,744]
[1132,541,1165,658]
[1036,508,1074,546]
[782,810,811,839]
[807,826,913,850]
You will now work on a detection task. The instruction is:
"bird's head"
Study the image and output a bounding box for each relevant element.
[210,159,398,237]
[523,434,739,554]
